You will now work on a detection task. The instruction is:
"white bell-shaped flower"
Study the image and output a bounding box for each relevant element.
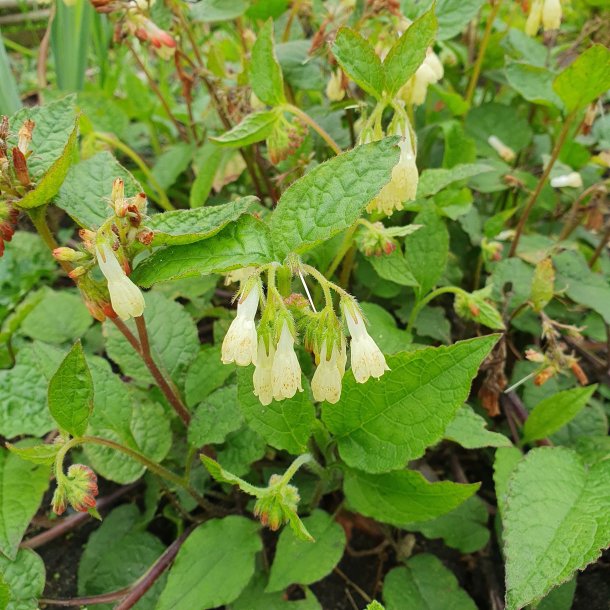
[96,243,145,321]
[367,129,418,215]
[253,337,275,406]
[221,284,259,366]
[399,49,444,106]
[271,322,303,401]
[312,343,344,404]
[542,0,562,31]
[550,172,583,188]
[326,69,345,102]
[344,305,389,384]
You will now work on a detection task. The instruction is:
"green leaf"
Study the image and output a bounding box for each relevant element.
[553,44,610,113]
[267,510,346,592]
[358,302,413,354]
[404,206,448,297]
[84,357,172,484]
[56,151,142,229]
[251,19,285,106]
[536,579,577,610]
[190,141,224,207]
[323,336,498,472]
[383,6,437,96]
[188,386,244,447]
[369,248,418,287]
[554,250,610,324]
[493,446,523,519]
[185,345,235,408]
[190,0,249,22]
[104,292,198,389]
[523,385,598,443]
[331,27,384,99]
[383,554,477,610]
[212,110,280,147]
[0,33,20,115]
[217,426,267,476]
[20,290,92,344]
[237,368,316,454]
[0,342,63,438]
[503,447,610,610]
[0,445,50,559]
[404,495,490,553]
[151,143,194,191]
[344,468,479,526]
[201,455,264,497]
[505,61,563,108]
[270,138,400,260]
[465,103,532,157]
[47,341,93,437]
[6,443,60,466]
[434,0,485,41]
[78,504,166,610]
[8,96,78,209]
[157,517,262,610]
[132,215,273,287]
[444,404,512,449]
[232,571,322,609]
[0,549,45,610]
[146,197,258,246]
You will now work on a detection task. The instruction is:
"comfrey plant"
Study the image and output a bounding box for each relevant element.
[1,1,609,609]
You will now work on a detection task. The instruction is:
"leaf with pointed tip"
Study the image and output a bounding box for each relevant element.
[444,404,512,449]
[251,19,285,105]
[322,336,499,473]
[212,110,280,147]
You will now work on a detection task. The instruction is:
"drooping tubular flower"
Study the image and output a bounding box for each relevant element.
[326,69,346,102]
[253,337,275,406]
[526,0,562,35]
[96,242,145,321]
[488,135,516,163]
[342,302,389,384]
[311,339,346,404]
[399,49,444,106]
[221,283,260,366]
[366,124,418,216]
[271,322,303,401]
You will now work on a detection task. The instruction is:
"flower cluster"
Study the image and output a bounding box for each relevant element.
[221,262,389,405]
[53,177,150,322]
[525,0,562,36]
[52,464,99,515]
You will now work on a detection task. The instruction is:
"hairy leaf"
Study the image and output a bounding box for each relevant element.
[212,110,280,147]
[251,20,285,105]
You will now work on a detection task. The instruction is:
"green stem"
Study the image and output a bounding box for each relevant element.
[27,207,72,275]
[464,0,503,105]
[283,104,342,155]
[91,132,174,212]
[279,453,313,485]
[325,224,358,279]
[57,436,210,510]
[509,112,575,257]
[406,287,463,334]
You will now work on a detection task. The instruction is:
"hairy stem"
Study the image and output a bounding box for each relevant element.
[509,113,575,257]
[26,206,72,275]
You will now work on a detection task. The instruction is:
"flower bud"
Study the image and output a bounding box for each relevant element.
[51,484,68,516]
[253,478,301,531]
[68,266,87,279]
[17,119,35,155]
[53,247,87,262]
[550,172,582,188]
[65,464,99,512]
[326,69,345,101]
[11,147,30,187]
[488,135,516,162]
[136,229,154,245]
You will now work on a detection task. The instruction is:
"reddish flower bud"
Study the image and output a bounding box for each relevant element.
[12,147,30,187]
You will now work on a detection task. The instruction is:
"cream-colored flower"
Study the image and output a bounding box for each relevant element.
[96,243,145,321]
[271,322,303,401]
[488,135,516,162]
[343,305,389,383]
[550,172,582,188]
[399,49,444,106]
[253,337,275,406]
[525,0,543,35]
[221,284,259,366]
[326,69,345,102]
[311,343,343,404]
[367,130,418,215]
[542,0,562,31]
